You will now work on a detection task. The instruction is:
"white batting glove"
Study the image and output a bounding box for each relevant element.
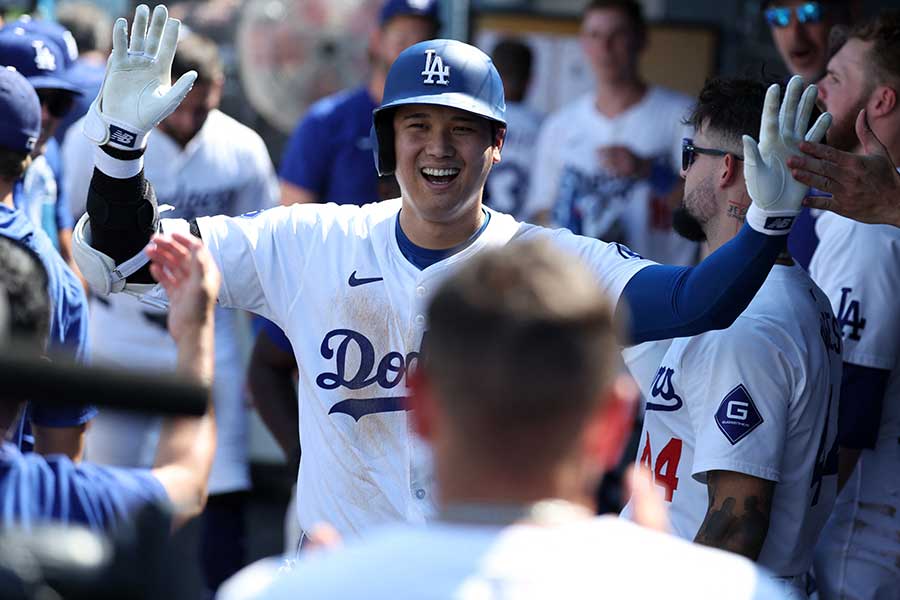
[743,75,832,235]
[83,4,197,151]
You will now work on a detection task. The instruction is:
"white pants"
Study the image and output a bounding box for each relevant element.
[813,442,900,600]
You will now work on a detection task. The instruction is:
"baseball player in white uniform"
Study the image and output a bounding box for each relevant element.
[807,14,900,598]
[72,5,829,542]
[216,239,786,600]
[620,77,842,599]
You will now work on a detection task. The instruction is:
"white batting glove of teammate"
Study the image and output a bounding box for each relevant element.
[83,4,196,151]
[742,75,831,235]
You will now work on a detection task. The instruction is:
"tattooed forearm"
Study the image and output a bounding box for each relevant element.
[693,474,772,561]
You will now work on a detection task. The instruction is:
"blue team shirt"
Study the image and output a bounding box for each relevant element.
[0,442,168,531]
[279,86,380,205]
[252,316,293,353]
[13,139,75,248]
[43,139,74,231]
[0,205,94,432]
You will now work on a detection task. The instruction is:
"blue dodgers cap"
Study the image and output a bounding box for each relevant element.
[0,67,41,153]
[3,16,79,68]
[379,0,440,28]
[0,28,81,94]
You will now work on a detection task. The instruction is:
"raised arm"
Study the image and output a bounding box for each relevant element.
[620,77,832,344]
[73,4,197,295]
[147,232,219,527]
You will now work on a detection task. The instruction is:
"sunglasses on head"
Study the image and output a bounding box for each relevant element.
[36,89,75,119]
[764,2,823,28]
[682,138,744,171]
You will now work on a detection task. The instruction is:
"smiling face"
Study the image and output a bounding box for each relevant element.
[392,103,502,229]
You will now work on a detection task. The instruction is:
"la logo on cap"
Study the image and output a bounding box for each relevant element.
[32,40,56,72]
[422,49,449,86]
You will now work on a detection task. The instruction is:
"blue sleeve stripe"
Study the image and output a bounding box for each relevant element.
[620,223,784,344]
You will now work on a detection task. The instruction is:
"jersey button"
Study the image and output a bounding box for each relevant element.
[415,489,426,500]
[415,315,425,327]
[416,286,427,297]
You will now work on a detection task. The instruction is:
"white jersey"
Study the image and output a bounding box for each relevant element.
[526,87,697,266]
[809,212,900,599]
[189,201,653,536]
[622,264,843,579]
[64,109,279,494]
[218,514,787,600]
[484,101,543,220]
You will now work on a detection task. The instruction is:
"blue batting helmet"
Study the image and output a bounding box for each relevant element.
[372,39,506,176]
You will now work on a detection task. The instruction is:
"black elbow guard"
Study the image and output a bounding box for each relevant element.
[87,168,158,283]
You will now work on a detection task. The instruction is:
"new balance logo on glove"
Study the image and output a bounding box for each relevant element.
[109,125,137,148]
[764,216,795,231]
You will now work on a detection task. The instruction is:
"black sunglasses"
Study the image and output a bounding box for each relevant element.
[682,138,743,171]
[36,89,75,119]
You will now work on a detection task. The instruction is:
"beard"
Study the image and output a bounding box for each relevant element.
[673,205,706,242]
[675,176,716,242]
[826,96,869,152]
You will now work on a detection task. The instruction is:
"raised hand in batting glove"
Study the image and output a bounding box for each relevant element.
[742,75,831,235]
[83,4,196,151]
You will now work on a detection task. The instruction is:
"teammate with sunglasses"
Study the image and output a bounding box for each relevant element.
[623,78,843,599]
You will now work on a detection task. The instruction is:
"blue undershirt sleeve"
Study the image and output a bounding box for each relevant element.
[619,223,784,344]
[838,362,889,449]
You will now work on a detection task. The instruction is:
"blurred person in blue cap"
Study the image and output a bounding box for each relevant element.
[278,0,440,208]
[3,13,80,68]
[0,65,90,459]
[0,24,80,271]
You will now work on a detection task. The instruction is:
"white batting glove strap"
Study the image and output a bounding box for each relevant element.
[745,204,797,236]
[83,96,152,150]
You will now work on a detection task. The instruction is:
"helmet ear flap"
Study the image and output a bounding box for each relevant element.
[372,109,397,176]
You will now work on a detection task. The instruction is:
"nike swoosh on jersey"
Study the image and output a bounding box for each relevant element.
[329,397,407,420]
[348,271,384,287]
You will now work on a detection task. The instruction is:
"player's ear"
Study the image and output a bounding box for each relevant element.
[584,375,638,471]
[491,125,506,164]
[868,85,897,119]
[720,153,741,189]
[406,367,436,441]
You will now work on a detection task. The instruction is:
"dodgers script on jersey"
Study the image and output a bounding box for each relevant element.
[184,200,654,536]
[810,212,900,598]
[621,264,843,579]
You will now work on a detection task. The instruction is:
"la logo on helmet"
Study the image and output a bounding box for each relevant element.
[421,49,449,86]
[32,40,56,72]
